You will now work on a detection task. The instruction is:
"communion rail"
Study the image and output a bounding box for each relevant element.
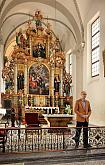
[0,126,105,153]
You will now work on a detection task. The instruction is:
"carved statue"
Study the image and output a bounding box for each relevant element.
[54,75,60,93]
[16,29,26,48]
[34,10,43,30]
[17,72,24,90]
[63,73,72,96]
[46,23,52,36]
[5,75,12,90]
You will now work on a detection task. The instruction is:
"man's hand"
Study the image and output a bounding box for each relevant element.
[80,114,89,118]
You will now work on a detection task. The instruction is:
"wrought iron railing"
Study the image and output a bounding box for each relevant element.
[0,126,105,153]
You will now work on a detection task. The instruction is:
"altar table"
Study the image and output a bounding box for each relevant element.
[43,114,74,127]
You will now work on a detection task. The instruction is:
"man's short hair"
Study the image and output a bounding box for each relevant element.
[81,91,87,95]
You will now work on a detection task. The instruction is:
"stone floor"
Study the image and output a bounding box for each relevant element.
[0,149,105,165]
[27,160,105,165]
[1,159,105,165]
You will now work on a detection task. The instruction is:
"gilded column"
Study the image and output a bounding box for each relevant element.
[14,63,17,94]
[29,37,32,55]
[27,65,29,94]
[47,36,50,58]
[51,68,55,106]
[60,68,63,96]
[21,94,25,124]
[24,61,28,94]
[66,53,70,74]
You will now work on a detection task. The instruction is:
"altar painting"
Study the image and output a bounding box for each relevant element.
[32,43,46,58]
[29,64,49,95]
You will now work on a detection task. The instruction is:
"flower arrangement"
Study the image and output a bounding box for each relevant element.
[64,104,72,115]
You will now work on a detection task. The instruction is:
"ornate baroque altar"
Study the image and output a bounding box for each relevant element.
[2,10,72,122]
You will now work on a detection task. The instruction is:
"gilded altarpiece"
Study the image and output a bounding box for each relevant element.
[2,10,72,121]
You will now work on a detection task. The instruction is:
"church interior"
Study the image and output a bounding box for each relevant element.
[0,0,105,164]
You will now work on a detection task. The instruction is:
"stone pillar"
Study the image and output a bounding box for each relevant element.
[14,63,17,94]
[72,54,76,107]
[72,51,83,104]
[76,52,83,99]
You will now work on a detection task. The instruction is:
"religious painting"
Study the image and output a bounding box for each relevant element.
[29,64,49,95]
[32,43,46,58]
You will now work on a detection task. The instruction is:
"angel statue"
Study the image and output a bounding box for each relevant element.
[63,73,72,96]
[34,10,43,30]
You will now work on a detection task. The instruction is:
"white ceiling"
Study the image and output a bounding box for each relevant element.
[77,0,92,21]
[0,0,93,55]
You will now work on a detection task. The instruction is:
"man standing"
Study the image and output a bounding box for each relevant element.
[73,91,91,148]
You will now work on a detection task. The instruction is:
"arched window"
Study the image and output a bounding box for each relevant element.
[91,17,100,77]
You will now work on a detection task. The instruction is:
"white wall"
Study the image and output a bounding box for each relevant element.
[83,0,105,126]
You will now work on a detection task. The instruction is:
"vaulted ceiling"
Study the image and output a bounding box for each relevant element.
[0,0,92,56]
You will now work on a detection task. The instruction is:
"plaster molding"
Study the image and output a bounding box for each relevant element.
[0,0,6,14]
[0,31,3,45]
[73,0,84,43]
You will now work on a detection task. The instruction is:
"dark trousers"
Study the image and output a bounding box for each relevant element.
[11,120,15,127]
[75,121,88,147]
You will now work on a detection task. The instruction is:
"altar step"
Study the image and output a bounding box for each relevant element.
[39,116,47,124]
